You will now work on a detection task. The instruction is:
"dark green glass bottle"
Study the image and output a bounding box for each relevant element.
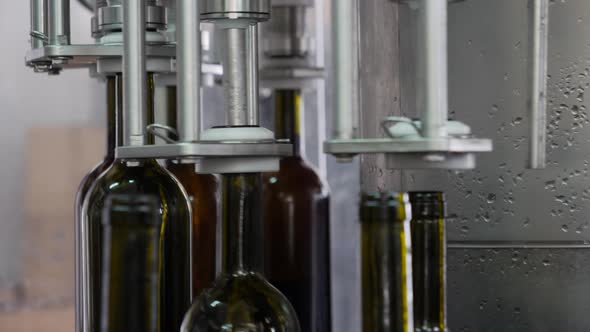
[409,192,447,332]
[181,173,300,332]
[81,74,192,332]
[100,194,161,332]
[361,192,413,332]
[262,90,331,332]
[76,75,122,332]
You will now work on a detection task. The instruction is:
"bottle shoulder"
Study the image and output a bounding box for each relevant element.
[83,160,190,212]
[264,157,330,196]
[167,163,220,189]
[75,157,115,204]
[183,273,300,332]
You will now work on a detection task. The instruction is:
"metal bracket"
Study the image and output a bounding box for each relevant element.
[324,137,492,169]
[25,44,224,77]
[116,141,293,160]
[25,44,175,72]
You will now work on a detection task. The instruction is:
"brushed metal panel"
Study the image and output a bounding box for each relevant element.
[448,248,590,332]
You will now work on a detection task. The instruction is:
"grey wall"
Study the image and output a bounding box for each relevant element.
[0,1,104,288]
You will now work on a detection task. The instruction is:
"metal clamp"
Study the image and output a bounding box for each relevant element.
[146,124,178,144]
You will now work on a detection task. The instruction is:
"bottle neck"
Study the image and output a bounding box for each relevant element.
[275,90,302,157]
[360,192,412,332]
[221,173,263,273]
[105,75,122,158]
[101,195,160,332]
[146,73,156,145]
[112,72,156,151]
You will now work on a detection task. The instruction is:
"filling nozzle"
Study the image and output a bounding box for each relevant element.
[196,0,281,174]
[201,0,270,130]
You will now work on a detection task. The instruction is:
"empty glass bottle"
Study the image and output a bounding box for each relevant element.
[409,192,447,332]
[262,89,331,332]
[81,74,192,332]
[100,194,161,332]
[163,86,220,297]
[181,173,300,332]
[361,192,414,332]
[75,75,122,332]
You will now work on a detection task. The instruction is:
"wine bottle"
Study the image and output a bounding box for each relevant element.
[262,89,331,331]
[409,192,447,332]
[75,75,122,332]
[181,173,300,332]
[81,74,192,332]
[100,194,161,332]
[163,86,220,297]
[168,162,219,295]
[361,192,414,332]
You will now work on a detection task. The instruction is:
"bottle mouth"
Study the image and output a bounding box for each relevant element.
[408,192,446,219]
[359,192,410,224]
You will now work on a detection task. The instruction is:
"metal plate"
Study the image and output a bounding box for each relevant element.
[324,137,493,155]
[260,66,324,81]
[115,142,293,159]
[386,152,476,169]
[25,44,175,66]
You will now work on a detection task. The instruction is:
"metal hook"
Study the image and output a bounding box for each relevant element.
[30,30,48,43]
[146,124,179,144]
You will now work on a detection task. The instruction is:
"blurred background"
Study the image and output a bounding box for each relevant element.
[0,1,103,330]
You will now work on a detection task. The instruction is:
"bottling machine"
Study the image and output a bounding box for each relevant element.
[23,0,562,331]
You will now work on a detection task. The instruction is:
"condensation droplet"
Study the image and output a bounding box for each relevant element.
[487,193,496,204]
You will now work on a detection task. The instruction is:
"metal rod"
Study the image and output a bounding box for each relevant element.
[247,24,260,126]
[123,0,147,146]
[177,0,201,142]
[223,27,248,127]
[417,0,448,138]
[333,0,358,140]
[48,0,70,45]
[30,0,47,49]
[528,0,549,169]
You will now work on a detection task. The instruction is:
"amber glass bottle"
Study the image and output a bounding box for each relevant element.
[361,192,413,332]
[75,75,122,332]
[409,192,447,332]
[262,90,331,331]
[181,174,300,332]
[163,86,220,296]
